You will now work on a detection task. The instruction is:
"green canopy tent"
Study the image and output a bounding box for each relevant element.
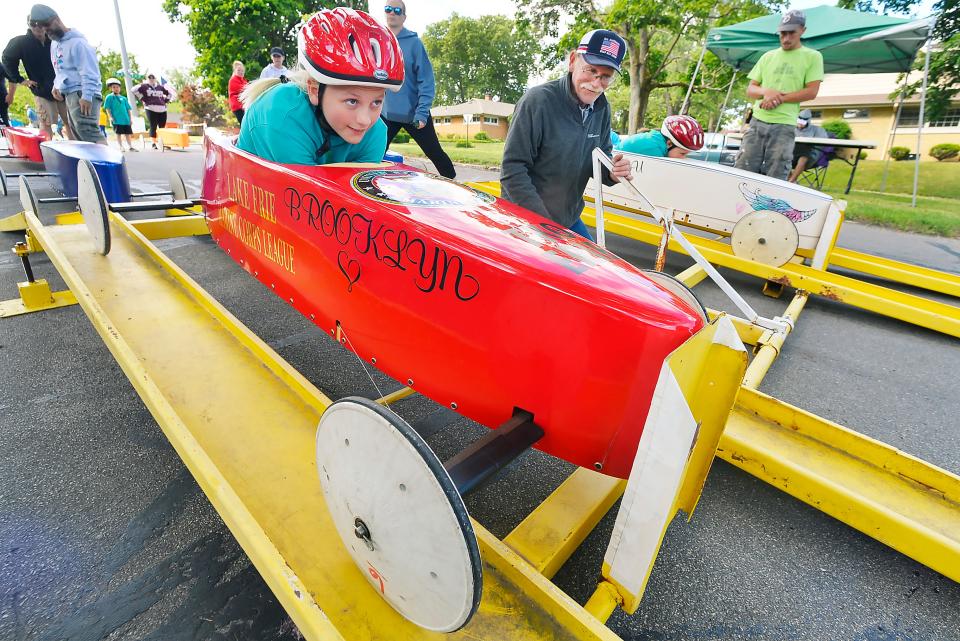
[706,5,931,74]
[695,5,934,204]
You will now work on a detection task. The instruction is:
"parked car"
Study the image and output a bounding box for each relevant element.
[687,133,740,166]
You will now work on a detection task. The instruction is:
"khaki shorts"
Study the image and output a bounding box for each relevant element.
[34,95,71,129]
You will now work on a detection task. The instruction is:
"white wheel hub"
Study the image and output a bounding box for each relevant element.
[731,210,799,267]
[316,397,482,632]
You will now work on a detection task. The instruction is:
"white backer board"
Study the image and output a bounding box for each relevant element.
[587,153,834,252]
[602,362,699,598]
[603,316,747,604]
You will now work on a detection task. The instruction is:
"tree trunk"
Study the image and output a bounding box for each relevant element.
[626,28,651,134]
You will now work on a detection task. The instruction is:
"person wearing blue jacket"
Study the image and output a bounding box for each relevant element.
[381,1,456,179]
[36,5,105,144]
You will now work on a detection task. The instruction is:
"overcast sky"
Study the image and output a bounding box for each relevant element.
[3,1,520,76]
[2,0,936,81]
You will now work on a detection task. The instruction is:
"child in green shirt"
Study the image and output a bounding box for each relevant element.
[102,78,137,152]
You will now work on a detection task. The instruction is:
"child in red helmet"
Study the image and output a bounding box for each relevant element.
[237,8,404,165]
[613,115,705,159]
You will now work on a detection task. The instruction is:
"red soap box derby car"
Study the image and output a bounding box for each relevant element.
[2,125,48,163]
[201,129,711,479]
[195,128,748,631]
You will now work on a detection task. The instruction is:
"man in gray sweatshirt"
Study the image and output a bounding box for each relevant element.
[501,29,632,240]
[37,5,105,144]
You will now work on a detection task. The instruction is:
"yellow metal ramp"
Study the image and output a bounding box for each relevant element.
[26,210,621,641]
[721,388,960,582]
[581,209,960,338]
[829,247,960,299]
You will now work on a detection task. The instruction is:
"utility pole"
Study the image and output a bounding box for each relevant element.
[112,0,140,119]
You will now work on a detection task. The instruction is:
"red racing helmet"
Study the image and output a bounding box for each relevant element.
[297,8,404,91]
[661,115,704,152]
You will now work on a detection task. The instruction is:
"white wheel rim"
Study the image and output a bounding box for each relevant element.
[316,397,482,632]
[169,170,187,201]
[77,159,110,255]
[642,269,708,324]
[731,210,799,267]
[19,175,39,215]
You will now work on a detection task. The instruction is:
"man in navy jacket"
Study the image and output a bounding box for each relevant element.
[381,0,456,179]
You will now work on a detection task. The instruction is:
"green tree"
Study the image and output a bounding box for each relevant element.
[6,85,36,124]
[165,66,201,92]
[97,48,142,89]
[162,0,365,96]
[516,0,780,133]
[422,14,540,105]
[839,0,958,123]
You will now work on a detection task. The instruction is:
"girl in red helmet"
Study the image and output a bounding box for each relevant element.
[237,8,404,165]
[613,115,704,159]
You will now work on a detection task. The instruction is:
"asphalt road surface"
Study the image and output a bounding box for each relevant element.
[1,143,958,641]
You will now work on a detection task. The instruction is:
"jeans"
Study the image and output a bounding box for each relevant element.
[384,116,456,179]
[569,217,594,241]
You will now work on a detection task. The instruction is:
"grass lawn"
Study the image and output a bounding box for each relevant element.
[387,140,505,167]
[820,158,960,200]
[833,190,960,237]
[820,159,960,237]
[389,142,960,237]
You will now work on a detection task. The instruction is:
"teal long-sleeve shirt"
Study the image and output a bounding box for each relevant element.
[236,83,387,165]
[614,130,668,157]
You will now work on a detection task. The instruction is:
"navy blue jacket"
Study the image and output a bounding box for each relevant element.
[382,28,435,125]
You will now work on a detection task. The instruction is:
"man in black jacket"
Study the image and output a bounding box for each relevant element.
[3,12,73,139]
[501,29,632,240]
[0,68,8,126]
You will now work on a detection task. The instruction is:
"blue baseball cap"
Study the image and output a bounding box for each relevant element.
[576,30,626,72]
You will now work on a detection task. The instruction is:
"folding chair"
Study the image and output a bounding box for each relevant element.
[797,133,836,190]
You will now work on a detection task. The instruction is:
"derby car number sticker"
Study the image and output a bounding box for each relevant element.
[352,170,495,208]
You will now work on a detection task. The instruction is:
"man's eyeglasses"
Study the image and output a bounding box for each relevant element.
[577,62,616,86]
[29,20,50,28]
[384,6,403,15]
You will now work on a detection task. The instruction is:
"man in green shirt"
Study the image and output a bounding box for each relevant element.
[734,10,824,180]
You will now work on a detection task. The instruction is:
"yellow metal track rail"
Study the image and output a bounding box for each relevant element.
[501,385,960,587]
[24,209,622,641]
[721,387,960,582]
[580,208,960,338]
[829,247,960,299]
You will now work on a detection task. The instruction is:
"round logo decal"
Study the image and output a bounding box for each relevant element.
[374,69,389,81]
[352,170,496,208]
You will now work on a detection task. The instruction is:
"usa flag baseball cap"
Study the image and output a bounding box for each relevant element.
[577,29,626,72]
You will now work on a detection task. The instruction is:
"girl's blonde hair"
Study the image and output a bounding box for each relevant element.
[240,69,312,109]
